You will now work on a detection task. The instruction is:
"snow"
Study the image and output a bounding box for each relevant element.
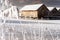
[56,7,60,10]
[20,4,43,11]
[2,6,18,19]
[0,18,60,24]
[47,7,55,11]
[0,19,60,40]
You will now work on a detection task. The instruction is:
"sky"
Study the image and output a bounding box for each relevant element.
[8,0,60,7]
[0,0,60,10]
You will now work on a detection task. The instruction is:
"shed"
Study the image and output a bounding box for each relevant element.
[46,7,60,20]
[47,7,59,16]
[50,8,59,16]
[20,4,49,19]
[43,7,55,19]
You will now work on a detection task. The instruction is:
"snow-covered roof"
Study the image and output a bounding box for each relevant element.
[47,7,55,11]
[20,4,43,11]
[56,7,60,10]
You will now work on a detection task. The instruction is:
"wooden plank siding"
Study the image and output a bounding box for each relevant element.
[43,8,60,20]
[49,8,59,16]
[21,11,38,19]
[37,4,49,19]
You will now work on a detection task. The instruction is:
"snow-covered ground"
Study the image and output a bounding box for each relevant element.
[0,19,60,40]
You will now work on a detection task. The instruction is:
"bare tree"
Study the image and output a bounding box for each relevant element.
[1,0,12,10]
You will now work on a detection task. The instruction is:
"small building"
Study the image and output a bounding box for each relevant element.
[49,7,60,16]
[47,7,60,20]
[20,4,49,19]
[43,7,55,19]
[49,7,58,16]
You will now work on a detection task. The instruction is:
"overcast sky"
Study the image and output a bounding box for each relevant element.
[0,0,60,9]
[8,0,60,7]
